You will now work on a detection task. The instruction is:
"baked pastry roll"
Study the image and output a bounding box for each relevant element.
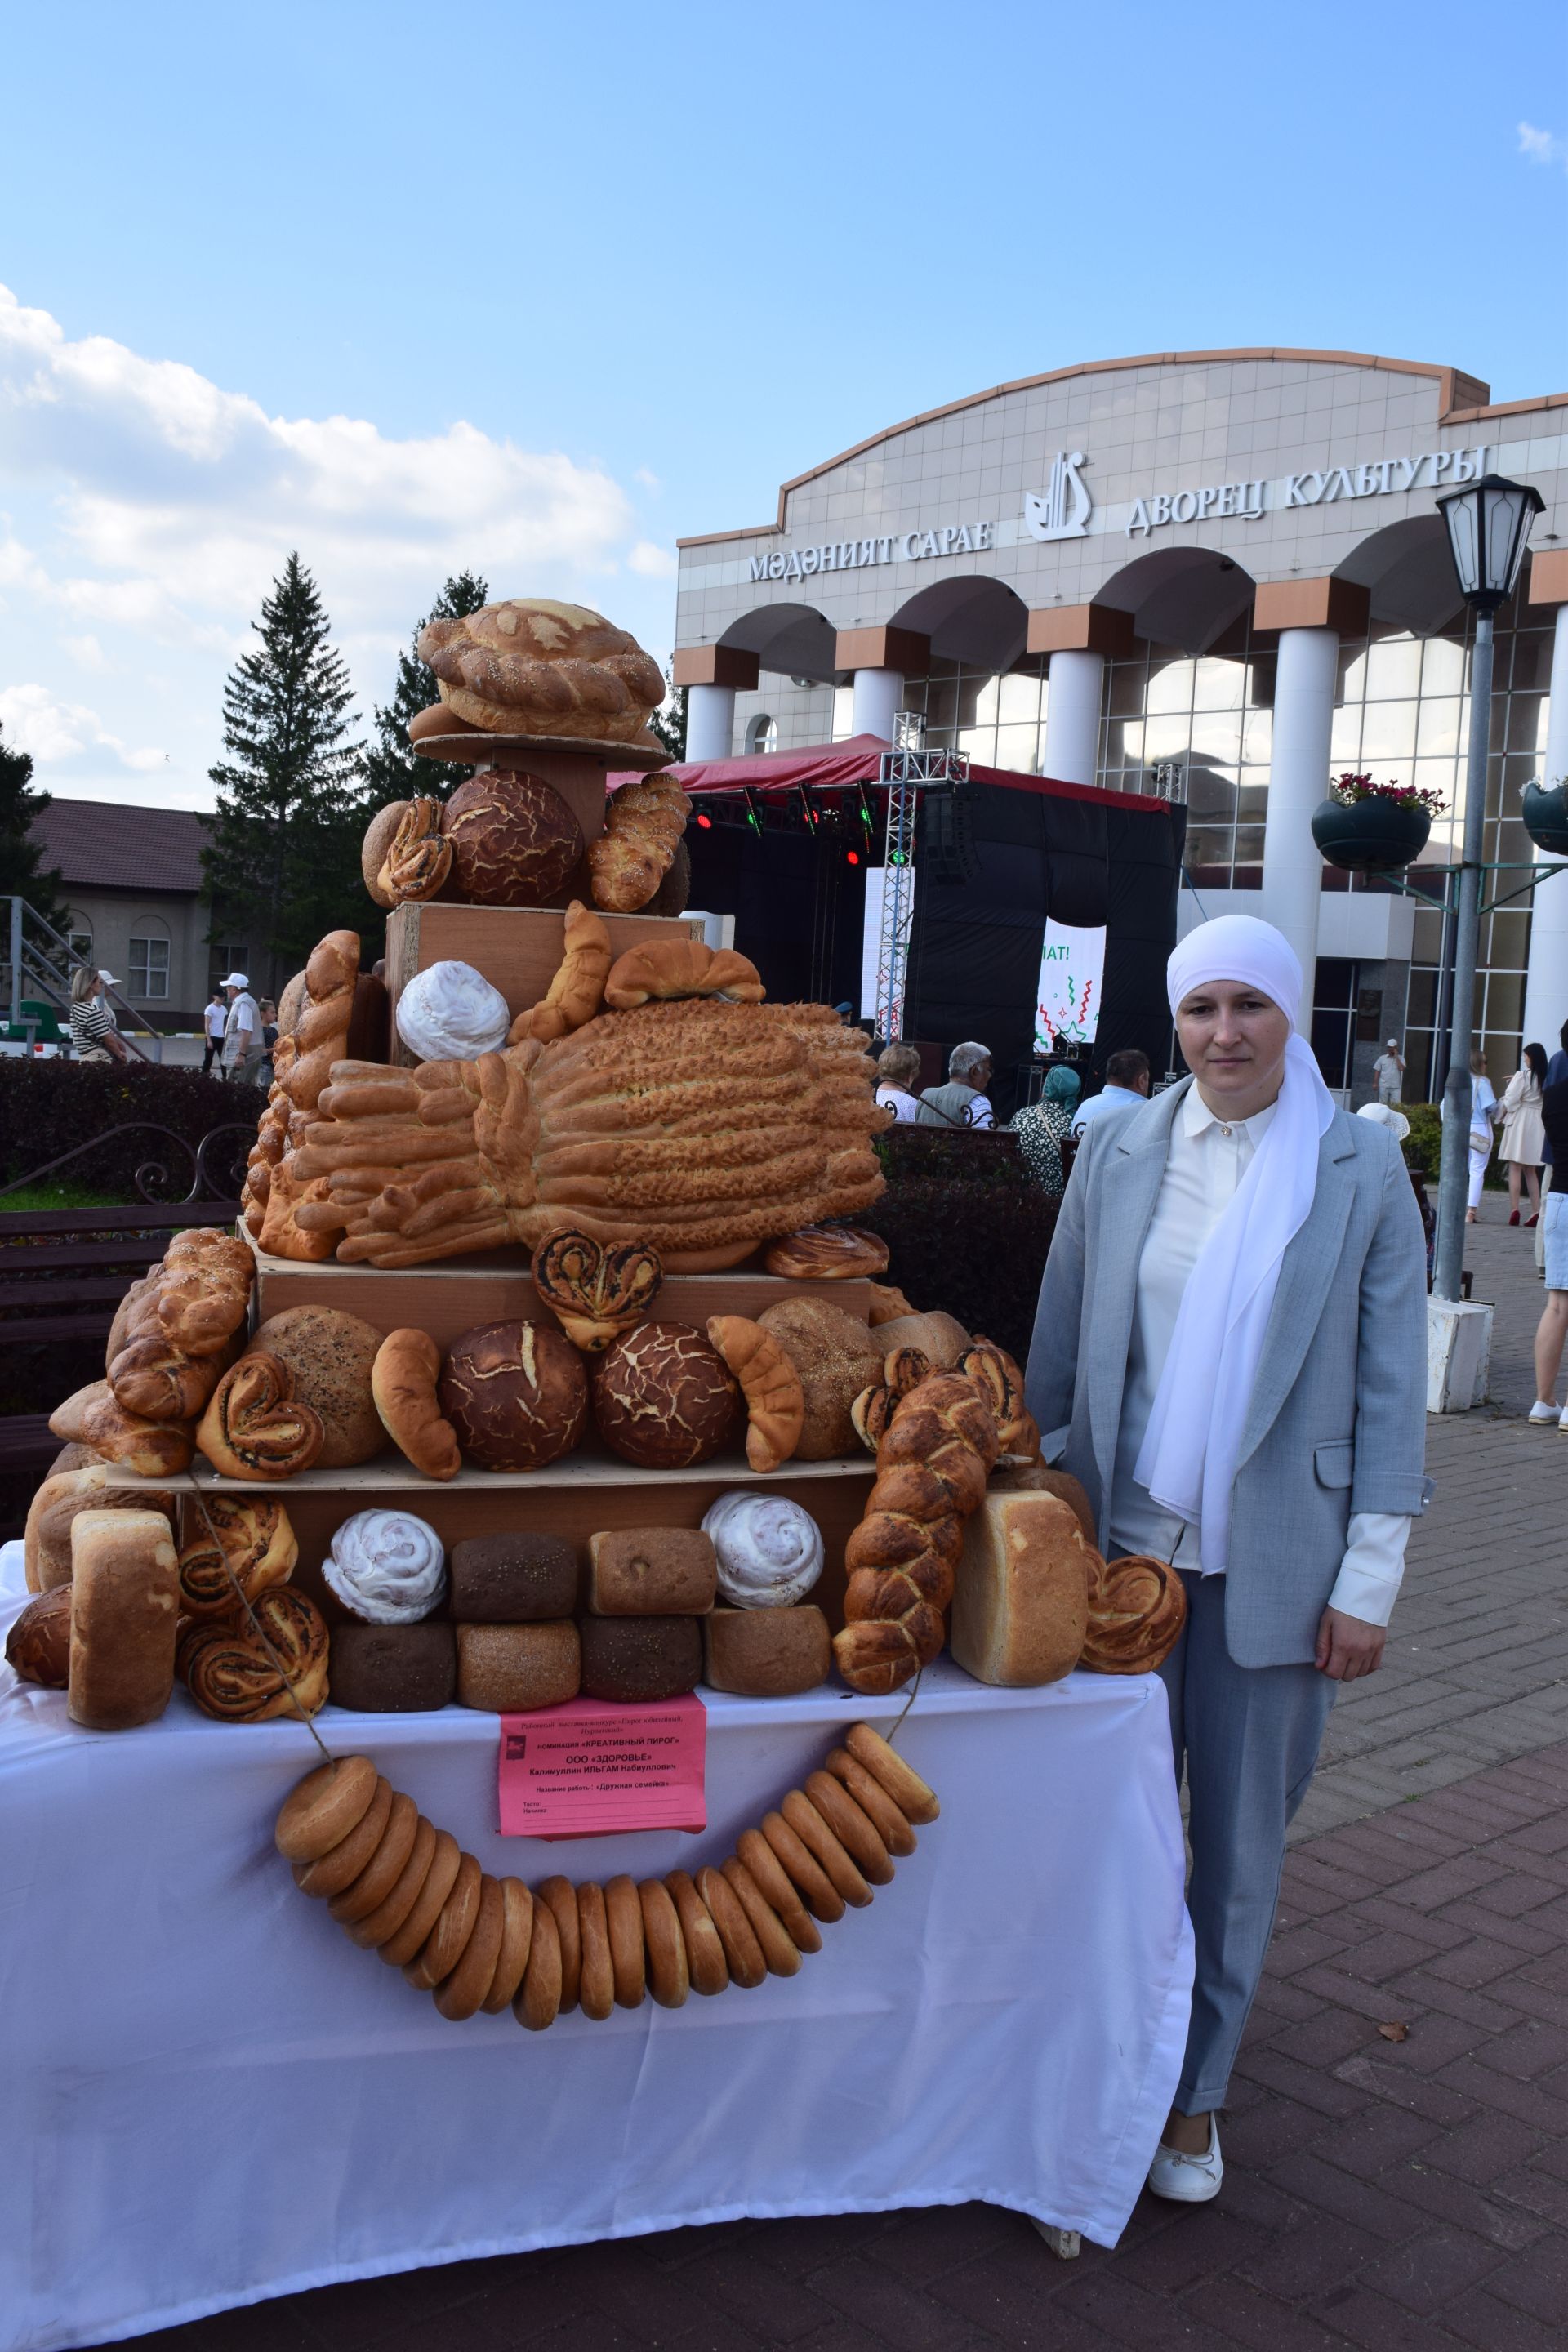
[196,1353,325,1480]
[177,1497,298,1619]
[180,1586,330,1721]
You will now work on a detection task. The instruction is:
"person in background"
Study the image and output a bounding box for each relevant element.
[1459,1046,1497,1225]
[916,1041,996,1129]
[1497,1043,1548,1227]
[1071,1048,1152,1141]
[1008,1064,1081,1194]
[1540,1018,1568,1204]
[1027,914,1426,2207]
[874,1043,923,1123]
[201,989,227,1075]
[69,967,131,1064]
[221,971,261,1082]
[1371,1039,1405,1104]
[1528,1062,1568,1428]
[258,999,279,1089]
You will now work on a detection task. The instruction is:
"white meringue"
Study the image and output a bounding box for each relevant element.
[395,960,511,1062]
[701,1491,824,1608]
[323,1509,447,1624]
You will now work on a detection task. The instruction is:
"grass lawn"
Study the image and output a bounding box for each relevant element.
[0,1180,134,1213]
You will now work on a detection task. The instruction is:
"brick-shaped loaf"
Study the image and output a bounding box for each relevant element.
[331,1622,457,1713]
[585,1528,717,1617]
[949,1492,1089,1687]
[579,1615,702,1703]
[456,1621,581,1712]
[448,1533,578,1623]
[702,1605,831,1697]
[68,1508,181,1731]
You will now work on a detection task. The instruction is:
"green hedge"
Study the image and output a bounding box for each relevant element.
[1400,1100,1509,1190]
[0,1060,260,1200]
[858,1128,1058,1361]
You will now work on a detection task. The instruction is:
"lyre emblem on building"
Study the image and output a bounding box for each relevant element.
[1025,451,1093,541]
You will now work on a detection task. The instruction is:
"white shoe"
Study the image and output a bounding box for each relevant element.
[1529,1401,1560,1424]
[1147,2117,1223,2203]
[1559,1409,1568,1433]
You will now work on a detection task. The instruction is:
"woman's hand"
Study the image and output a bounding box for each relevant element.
[1315,1607,1385,1681]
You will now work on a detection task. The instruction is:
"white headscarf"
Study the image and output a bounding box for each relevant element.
[1133,915,1335,1574]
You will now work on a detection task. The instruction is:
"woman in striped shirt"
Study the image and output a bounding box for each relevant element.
[69,968,129,1063]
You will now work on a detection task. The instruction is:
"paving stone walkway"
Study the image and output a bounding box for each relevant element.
[98,1201,1568,2352]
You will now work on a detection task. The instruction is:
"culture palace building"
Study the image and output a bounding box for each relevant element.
[671,349,1568,1098]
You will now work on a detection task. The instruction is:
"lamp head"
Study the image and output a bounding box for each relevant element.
[1436,471,1545,613]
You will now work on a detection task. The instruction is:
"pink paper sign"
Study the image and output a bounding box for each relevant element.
[497,1693,708,1838]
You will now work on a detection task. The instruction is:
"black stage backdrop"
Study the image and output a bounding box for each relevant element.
[684,785,1185,1120]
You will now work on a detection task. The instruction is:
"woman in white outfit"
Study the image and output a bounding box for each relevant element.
[1464,1048,1497,1223]
[1496,1043,1547,1226]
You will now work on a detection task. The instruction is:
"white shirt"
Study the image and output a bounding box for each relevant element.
[224,992,258,1052]
[1071,1083,1145,1139]
[204,1002,228,1040]
[967,1094,996,1131]
[875,1085,921,1124]
[1107,1082,1410,1627]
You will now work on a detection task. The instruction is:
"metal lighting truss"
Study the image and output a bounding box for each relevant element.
[873,723,969,1040]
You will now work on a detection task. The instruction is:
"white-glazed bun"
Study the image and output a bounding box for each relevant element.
[395,961,510,1064]
[700,1490,824,1608]
[323,1508,447,1624]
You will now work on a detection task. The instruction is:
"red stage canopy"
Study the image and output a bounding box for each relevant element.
[610,733,1168,814]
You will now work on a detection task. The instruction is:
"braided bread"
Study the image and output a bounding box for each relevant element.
[588,774,692,913]
[283,931,361,1113]
[834,1373,1000,1695]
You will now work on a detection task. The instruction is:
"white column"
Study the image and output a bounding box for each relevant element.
[852,667,903,741]
[1042,649,1104,786]
[1260,625,1338,1030]
[684,683,735,763]
[1521,603,1568,1054]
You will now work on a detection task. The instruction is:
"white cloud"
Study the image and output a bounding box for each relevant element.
[61,634,107,671]
[1517,122,1568,169]
[628,540,678,579]
[0,681,167,771]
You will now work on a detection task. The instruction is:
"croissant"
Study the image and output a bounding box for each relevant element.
[506,901,613,1046]
[283,930,361,1114]
[1081,1554,1188,1674]
[181,1586,329,1721]
[603,940,764,1010]
[832,1372,1000,1695]
[378,798,452,905]
[281,998,884,1268]
[196,1353,325,1481]
[706,1315,804,1473]
[370,1329,461,1480]
[48,1381,195,1479]
[587,774,691,914]
[177,1497,298,1619]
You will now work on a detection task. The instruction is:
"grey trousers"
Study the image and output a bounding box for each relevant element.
[1157,1570,1337,2114]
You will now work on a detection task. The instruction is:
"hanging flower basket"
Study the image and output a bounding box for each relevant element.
[1521,778,1568,858]
[1310,773,1441,873]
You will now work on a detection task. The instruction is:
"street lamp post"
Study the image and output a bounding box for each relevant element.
[1431,473,1545,1303]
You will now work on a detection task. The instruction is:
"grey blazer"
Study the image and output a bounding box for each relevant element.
[1024,1078,1428,1668]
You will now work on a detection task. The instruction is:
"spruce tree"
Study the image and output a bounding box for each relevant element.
[362,569,489,807]
[649,666,688,764]
[0,724,72,940]
[202,554,365,991]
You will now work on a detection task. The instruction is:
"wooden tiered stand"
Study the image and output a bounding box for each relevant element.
[182,739,880,1629]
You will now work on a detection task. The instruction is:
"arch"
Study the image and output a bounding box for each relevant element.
[888,576,1029,670]
[719,601,838,680]
[1093,547,1258,656]
[1332,514,1463,635]
[744,713,778,755]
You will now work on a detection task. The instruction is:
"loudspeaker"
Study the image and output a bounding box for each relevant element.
[923,786,978,885]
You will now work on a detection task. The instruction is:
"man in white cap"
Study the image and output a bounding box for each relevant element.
[220,972,260,1082]
[1027,915,1427,2207]
[1371,1037,1405,1104]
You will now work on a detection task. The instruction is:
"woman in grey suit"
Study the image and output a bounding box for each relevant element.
[1026,915,1427,2205]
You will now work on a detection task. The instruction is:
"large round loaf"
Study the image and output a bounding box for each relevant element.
[418,599,666,746]
[755,1298,884,1460]
[439,1321,588,1472]
[439,773,583,907]
[252,1307,385,1468]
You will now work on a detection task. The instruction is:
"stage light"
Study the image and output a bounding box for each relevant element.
[696,813,712,829]
[847,850,861,866]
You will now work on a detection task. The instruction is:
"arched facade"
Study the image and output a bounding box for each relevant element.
[675,348,1568,1102]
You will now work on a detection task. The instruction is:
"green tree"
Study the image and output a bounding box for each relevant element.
[649,665,688,763]
[362,569,489,807]
[0,722,72,941]
[202,553,365,991]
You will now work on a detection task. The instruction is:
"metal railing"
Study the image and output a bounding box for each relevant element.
[3,897,167,1062]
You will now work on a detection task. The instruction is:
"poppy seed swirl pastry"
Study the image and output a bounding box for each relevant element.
[180,1586,330,1722]
[323,1509,447,1624]
[1080,1554,1188,1675]
[284,998,887,1268]
[196,1354,325,1481]
[177,1498,298,1620]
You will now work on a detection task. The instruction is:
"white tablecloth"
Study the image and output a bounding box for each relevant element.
[0,1541,1192,2352]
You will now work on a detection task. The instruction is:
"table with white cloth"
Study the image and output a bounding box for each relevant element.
[0,1545,1192,2352]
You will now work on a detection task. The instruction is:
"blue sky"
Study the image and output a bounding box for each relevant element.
[1,0,1563,810]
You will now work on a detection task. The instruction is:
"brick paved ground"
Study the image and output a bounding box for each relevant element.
[103,1201,1567,2352]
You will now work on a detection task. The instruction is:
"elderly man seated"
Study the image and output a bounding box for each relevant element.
[915,1040,996,1130]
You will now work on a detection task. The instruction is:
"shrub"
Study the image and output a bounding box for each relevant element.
[858,1128,1059,1361]
[0,1060,259,1201]
[1400,1099,1508,1190]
